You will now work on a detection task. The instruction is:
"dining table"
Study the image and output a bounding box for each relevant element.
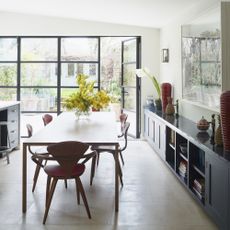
[22,111,120,213]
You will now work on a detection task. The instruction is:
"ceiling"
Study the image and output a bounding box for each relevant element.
[0,0,219,28]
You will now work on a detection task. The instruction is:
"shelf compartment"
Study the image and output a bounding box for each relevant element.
[169,143,175,150]
[192,165,205,178]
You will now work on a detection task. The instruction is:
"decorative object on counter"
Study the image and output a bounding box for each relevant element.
[165,97,175,115]
[215,115,223,146]
[175,99,179,117]
[179,143,187,154]
[136,68,162,111]
[161,82,172,113]
[64,74,110,119]
[196,132,210,144]
[220,90,230,152]
[145,96,155,112]
[210,114,215,145]
[155,98,162,111]
[197,116,210,131]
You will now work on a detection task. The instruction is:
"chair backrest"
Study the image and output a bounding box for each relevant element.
[47,141,89,176]
[120,113,128,132]
[120,122,130,152]
[42,114,53,126]
[26,124,33,137]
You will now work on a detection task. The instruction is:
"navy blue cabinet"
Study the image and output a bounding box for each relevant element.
[144,109,230,230]
[205,151,229,230]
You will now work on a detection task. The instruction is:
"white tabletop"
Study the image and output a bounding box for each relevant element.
[23,111,118,145]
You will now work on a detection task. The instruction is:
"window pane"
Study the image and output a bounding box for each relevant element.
[0,38,17,61]
[60,88,77,111]
[21,63,57,86]
[61,38,98,61]
[21,38,58,61]
[123,39,136,63]
[124,87,136,112]
[0,88,16,101]
[123,63,136,87]
[0,64,17,86]
[20,88,57,111]
[61,63,98,86]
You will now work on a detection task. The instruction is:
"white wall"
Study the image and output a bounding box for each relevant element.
[160,0,221,123]
[0,11,160,135]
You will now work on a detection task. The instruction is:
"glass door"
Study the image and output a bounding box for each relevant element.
[121,38,141,138]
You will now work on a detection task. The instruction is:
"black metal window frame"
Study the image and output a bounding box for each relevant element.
[0,35,141,116]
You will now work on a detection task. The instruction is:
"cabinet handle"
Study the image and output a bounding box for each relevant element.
[10,130,15,133]
[159,126,161,149]
[11,120,16,123]
[11,109,16,112]
[209,164,212,205]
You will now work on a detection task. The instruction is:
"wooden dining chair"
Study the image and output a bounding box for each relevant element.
[26,124,50,192]
[91,122,130,186]
[42,114,53,126]
[31,141,96,224]
[118,113,128,138]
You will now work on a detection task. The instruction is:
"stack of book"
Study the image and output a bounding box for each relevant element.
[178,160,187,181]
[193,178,205,200]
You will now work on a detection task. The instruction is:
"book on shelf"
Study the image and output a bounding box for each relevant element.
[192,186,204,200]
[193,178,205,194]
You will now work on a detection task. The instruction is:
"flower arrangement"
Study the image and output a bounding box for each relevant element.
[64,74,110,118]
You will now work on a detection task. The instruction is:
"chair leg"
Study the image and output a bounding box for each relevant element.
[32,159,43,192]
[43,178,58,224]
[75,179,80,204]
[45,176,52,207]
[96,153,100,166]
[90,155,97,186]
[75,177,91,219]
[113,154,123,186]
[6,151,10,164]
[64,179,68,189]
[119,151,125,165]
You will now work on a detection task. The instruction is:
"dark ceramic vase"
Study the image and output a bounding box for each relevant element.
[220,91,230,152]
[161,83,172,113]
[165,97,175,115]
[155,98,162,111]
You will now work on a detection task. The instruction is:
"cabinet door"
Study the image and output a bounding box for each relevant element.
[205,152,229,229]
[156,120,165,160]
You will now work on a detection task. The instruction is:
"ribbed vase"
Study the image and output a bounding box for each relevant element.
[161,83,172,113]
[220,91,230,152]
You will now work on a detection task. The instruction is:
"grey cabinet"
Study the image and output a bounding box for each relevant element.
[144,110,165,160]
[0,102,20,154]
[205,152,229,230]
[144,109,230,230]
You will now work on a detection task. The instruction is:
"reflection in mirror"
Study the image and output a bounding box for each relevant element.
[181,7,221,111]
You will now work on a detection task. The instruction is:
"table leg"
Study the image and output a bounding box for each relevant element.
[22,143,27,213]
[115,144,119,211]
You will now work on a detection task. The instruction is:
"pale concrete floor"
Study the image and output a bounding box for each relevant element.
[0,140,218,230]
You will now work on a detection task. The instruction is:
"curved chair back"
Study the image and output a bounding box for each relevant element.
[42,114,53,126]
[26,124,33,138]
[47,141,89,176]
[120,122,130,151]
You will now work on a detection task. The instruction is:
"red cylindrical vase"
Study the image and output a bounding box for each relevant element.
[220,91,230,152]
[161,83,172,113]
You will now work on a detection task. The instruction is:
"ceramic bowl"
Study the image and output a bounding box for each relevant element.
[179,143,187,154]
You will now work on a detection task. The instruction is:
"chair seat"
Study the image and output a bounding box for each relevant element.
[44,164,85,177]
[91,145,121,153]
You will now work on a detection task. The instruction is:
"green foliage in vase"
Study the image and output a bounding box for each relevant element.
[64,74,110,113]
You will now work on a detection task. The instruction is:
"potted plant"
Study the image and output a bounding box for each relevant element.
[64,74,110,118]
[136,68,162,111]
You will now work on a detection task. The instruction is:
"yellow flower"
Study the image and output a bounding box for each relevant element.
[64,74,110,113]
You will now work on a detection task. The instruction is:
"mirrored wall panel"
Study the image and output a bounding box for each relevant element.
[181,7,221,111]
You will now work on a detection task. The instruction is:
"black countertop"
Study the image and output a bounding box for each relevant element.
[146,109,230,162]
